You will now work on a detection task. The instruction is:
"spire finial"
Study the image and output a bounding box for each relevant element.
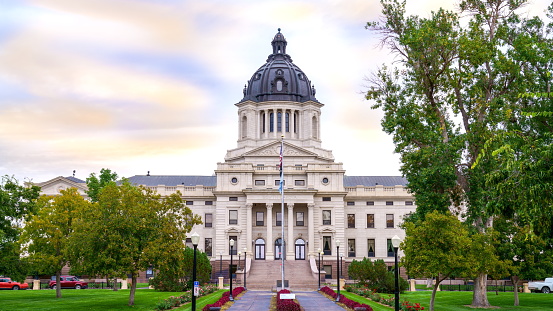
[278,28,281,33]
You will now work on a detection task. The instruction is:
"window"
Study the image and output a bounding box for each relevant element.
[348,239,356,257]
[386,214,394,228]
[256,212,264,226]
[285,112,290,132]
[405,201,413,205]
[324,265,332,279]
[229,197,238,201]
[347,201,355,206]
[386,201,393,205]
[186,201,193,205]
[146,266,154,278]
[277,80,283,91]
[367,201,374,205]
[277,112,282,132]
[205,213,213,228]
[229,236,237,255]
[367,239,376,257]
[270,112,274,132]
[347,214,355,228]
[322,210,331,225]
[205,201,213,205]
[322,177,329,184]
[322,197,331,201]
[323,236,332,255]
[387,239,395,257]
[185,238,192,248]
[205,238,212,256]
[296,212,304,226]
[276,212,282,226]
[231,177,238,184]
[275,180,285,186]
[295,180,305,186]
[367,214,375,228]
[255,180,265,186]
[229,210,238,225]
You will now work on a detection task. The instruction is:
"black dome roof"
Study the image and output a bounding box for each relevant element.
[240,29,318,103]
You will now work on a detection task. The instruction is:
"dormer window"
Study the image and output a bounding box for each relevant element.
[276,80,283,91]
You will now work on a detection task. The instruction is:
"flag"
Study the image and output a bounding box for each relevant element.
[279,141,284,194]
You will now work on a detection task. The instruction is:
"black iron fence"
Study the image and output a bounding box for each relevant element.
[29,281,122,290]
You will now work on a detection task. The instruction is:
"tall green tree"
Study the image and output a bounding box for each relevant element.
[0,175,40,281]
[68,180,202,306]
[150,247,212,291]
[366,0,546,306]
[20,188,90,298]
[85,168,118,202]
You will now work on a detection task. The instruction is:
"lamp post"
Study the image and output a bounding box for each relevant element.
[191,232,200,311]
[318,248,323,290]
[392,235,402,311]
[340,252,344,279]
[238,251,242,271]
[229,239,235,301]
[219,251,223,278]
[335,239,340,302]
[243,247,247,290]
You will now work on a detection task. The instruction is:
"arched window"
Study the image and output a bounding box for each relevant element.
[261,112,266,133]
[277,112,282,132]
[312,116,318,139]
[241,116,247,138]
[276,80,283,91]
[270,112,274,132]
[285,112,290,132]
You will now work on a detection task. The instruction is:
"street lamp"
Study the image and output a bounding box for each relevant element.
[340,252,344,279]
[229,239,235,301]
[392,235,402,311]
[191,232,200,311]
[318,248,323,290]
[219,251,223,277]
[238,251,242,271]
[335,239,340,302]
[243,247,247,290]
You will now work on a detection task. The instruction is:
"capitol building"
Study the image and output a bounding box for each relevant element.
[37,30,415,287]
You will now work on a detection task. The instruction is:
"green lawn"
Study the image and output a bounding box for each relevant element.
[343,289,553,311]
[176,289,225,311]
[0,288,186,311]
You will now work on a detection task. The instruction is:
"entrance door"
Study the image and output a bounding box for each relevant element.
[255,238,265,260]
[275,238,285,260]
[295,239,306,260]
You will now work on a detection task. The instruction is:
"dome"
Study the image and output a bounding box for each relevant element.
[240,29,318,103]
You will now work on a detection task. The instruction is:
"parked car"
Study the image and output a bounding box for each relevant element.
[0,277,29,290]
[49,276,88,289]
[528,278,553,293]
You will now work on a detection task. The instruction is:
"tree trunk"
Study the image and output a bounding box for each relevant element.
[112,276,118,291]
[471,273,490,308]
[128,273,137,306]
[55,270,62,298]
[512,276,520,306]
[430,281,440,311]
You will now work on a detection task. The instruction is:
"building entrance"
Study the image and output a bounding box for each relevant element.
[295,239,305,260]
[255,238,265,260]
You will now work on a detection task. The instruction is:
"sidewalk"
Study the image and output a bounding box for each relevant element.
[226,290,273,310]
[226,290,345,311]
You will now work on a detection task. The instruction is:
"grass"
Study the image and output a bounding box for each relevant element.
[176,289,225,311]
[0,288,187,311]
[344,289,553,311]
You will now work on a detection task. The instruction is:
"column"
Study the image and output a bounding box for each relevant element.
[308,203,315,255]
[287,203,294,259]
[246,204,253,252]
[266,203,274,259]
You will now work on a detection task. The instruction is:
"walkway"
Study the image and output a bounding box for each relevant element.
[226,290,345,311]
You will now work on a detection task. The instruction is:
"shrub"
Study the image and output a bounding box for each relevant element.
[320,286,373,311]
[202,287,245,311]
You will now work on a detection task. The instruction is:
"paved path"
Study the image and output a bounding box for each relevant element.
[226,290,345,311]
[295,291,345,311]
[226,290,272,310]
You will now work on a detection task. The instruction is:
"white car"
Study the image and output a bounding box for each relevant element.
[528,278,553,293]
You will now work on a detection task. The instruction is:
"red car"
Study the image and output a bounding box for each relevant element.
[49,276,88,289]
[0,277,29,290]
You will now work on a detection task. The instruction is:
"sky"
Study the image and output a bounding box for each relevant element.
[0,0,550,183]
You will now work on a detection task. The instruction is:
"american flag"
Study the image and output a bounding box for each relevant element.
[279,142,284,194]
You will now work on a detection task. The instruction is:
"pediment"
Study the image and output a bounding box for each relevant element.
[35,176,88,196]
[225,226,243,233]
[243,142,317,158]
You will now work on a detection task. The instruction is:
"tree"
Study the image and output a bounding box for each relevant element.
[20,188,90,298]
[0,175,40,281]
[85,168,118,202]
[68,180,202,306]
[402,211,473,311]
[493,217,553,306]
[150,247,212,291]
[365,0,546,306]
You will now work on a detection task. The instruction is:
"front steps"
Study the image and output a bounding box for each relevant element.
[246,260,319,291]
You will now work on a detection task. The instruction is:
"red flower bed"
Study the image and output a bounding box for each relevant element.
[202,287,245,311]
[276,289,302,311]
[319,286,373,311]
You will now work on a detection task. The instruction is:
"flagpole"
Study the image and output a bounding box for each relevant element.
[280,135,285,290]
